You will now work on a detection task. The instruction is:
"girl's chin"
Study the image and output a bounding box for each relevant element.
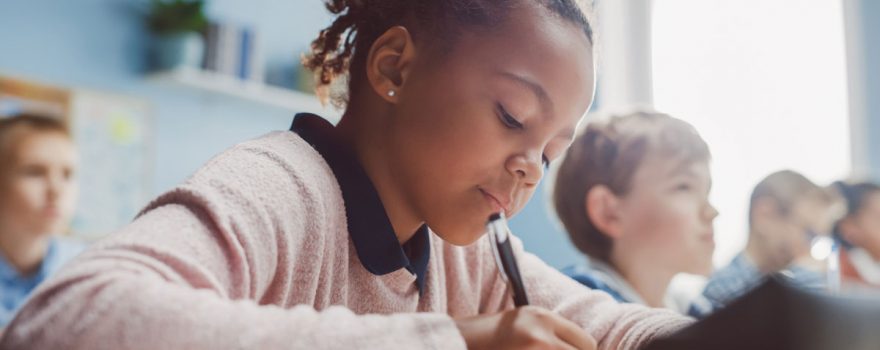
[433,226,486,247]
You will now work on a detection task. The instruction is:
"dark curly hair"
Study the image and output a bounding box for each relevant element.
[303,0,594,107]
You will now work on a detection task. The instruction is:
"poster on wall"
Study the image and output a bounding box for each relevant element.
[0,76,153,240]
[69,89,152,239]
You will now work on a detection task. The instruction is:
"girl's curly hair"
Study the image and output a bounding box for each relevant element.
[303,0,594,108]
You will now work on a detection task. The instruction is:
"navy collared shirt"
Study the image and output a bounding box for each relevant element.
[290,113,431,293]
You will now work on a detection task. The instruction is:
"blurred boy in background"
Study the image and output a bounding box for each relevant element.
[554,111,718,316]
[0,114,84,327]
[701,170,835,311]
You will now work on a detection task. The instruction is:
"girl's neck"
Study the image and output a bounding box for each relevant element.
[0,227,51,276]
[610,251,676,308]
[335,107,424,245]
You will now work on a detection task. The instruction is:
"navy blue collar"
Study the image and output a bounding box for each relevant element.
[290,113,430,293]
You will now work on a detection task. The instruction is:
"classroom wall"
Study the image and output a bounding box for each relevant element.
[0,0,334,193]
[1,0,876,269]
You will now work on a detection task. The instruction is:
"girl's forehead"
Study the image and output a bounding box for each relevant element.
[449,18,594,117]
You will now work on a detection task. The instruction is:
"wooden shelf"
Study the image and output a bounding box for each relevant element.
[147,67,341,122]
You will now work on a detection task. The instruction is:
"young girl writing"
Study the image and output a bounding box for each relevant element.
[554,111,718,315]
[1,2,689,349]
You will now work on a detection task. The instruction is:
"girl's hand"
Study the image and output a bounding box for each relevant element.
[454,306,597,350]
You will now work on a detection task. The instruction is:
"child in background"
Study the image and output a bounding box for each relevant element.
[554,111,718,316]
[1,1,690,349]
[0,114,84,328]
[833,181,880,290]
[701,170,834,311]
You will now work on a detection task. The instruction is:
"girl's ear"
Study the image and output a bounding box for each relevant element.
[365,26,417,103]
[585,185,624,239]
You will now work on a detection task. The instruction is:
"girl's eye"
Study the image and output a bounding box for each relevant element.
[675,183,692,192]
[497,104,524,129]
[496,103,549,169]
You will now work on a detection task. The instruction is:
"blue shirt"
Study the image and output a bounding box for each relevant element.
[561,263,633,304]
[0,238,86,326]
[563,260,714,318]
[701,252,825,316]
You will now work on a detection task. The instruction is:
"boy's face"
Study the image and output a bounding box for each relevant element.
[615,158,717,276]
[386,4,595,245]
[0,132,78,237]
[849,193,880,258]
[749,192,833,270]
[790,194,835,237]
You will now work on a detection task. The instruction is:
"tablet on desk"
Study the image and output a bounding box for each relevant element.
[645,278,880,350]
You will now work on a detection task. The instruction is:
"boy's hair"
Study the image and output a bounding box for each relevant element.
[834,181,880,217]
[748,170,829,226]
[0,114,70,167]
[831,180,880,248]
[553,111,710,263]
[304,0,594,107]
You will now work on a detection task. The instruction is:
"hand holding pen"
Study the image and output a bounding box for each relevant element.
[452,212,596,349]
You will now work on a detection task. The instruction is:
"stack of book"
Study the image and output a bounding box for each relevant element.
[202,22,264,82]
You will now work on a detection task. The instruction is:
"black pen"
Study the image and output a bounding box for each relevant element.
[487,212,529,306]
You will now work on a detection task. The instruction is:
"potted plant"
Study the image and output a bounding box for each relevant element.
[146,0,208,70]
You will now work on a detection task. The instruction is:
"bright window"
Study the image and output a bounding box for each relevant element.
[651,0,852,266]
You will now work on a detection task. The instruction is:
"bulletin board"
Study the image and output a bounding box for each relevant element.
[69,89,152,239]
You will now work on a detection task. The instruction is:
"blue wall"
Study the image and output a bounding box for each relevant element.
[0,0,333,193]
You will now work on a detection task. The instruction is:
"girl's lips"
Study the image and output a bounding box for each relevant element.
[480,188,510,214]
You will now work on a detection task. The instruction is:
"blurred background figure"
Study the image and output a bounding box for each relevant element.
[554,110,718,316]
[833,181,880,291]
[0,115,84,328]
[701,170,836,312]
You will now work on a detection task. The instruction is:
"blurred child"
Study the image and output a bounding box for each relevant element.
[0,114,84,327]
[554,110,718,316]
[701,170,834,310]
[0,1,690,349]
[833,181,880,289]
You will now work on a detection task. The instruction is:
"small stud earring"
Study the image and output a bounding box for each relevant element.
[387,90,396,97]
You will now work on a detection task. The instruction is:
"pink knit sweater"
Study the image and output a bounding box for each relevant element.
[0,131,690,349]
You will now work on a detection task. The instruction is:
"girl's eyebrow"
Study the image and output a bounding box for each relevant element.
[495,70,576,141]
[495,70,552,113]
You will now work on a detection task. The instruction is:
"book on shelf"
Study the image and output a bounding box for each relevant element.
[201,21,263,83]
